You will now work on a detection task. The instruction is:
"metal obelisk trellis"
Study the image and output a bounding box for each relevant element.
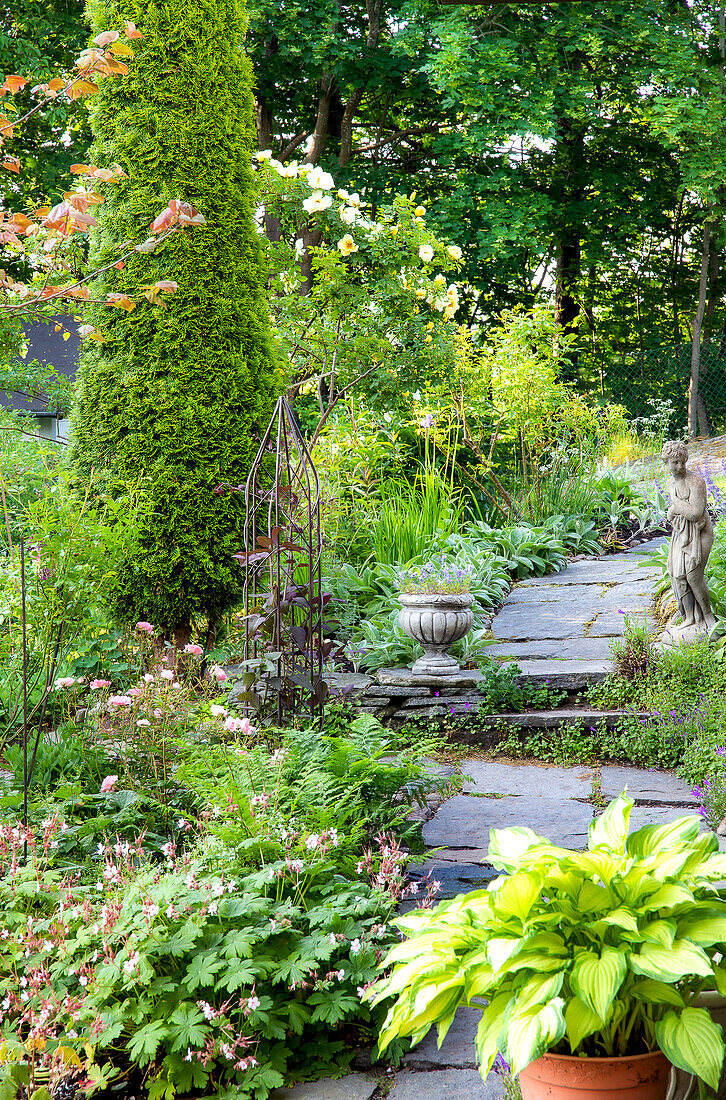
[242,398,325,724]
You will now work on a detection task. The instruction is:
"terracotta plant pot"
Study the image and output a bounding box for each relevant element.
[397,592,474,676]
[518,1050,672,1100]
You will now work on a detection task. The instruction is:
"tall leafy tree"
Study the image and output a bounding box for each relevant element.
[71,0,280,645]
[0,0,91,205]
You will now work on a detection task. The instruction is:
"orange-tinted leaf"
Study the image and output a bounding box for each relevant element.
[106,293,135,311]
[10,213,32,232]
[66,285,90,300]
[114,261,125,270]
[48,78,65,91]
[70,164,91,174]
[2,156,20,173]
[43,202,72,230]
[124,21,144,38]
[1,75,28,95]
[91,167,115,182]
[154,280,178,293]
[67,81,99,100]
[149,207,174,233]
[105,59,129,76]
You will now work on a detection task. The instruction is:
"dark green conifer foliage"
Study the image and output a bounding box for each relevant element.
[71,0,279,639]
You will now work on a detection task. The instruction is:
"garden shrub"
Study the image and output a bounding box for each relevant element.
[71,0,279,642]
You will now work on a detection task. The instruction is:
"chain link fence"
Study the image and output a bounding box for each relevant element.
[587,339,726,438]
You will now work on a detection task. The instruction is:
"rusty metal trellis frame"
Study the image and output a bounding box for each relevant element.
[243,397,324,724]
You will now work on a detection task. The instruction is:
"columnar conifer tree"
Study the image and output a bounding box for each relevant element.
[71,0,279,643]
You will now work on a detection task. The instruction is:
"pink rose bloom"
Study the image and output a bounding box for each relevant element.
[224,716,245,733]
[210,665,228,682]
[160,670,173,681]
[143,674,155,683]
[210,704,228,718]
[224,715,254,734]
[129,687,143,698]
[90,679,112,690]
[136,621,154,634]
[108,695,132,707]
[100,775,118,793]
[184,643,203,656]
[54,676,76,690]
[153,708,163,718]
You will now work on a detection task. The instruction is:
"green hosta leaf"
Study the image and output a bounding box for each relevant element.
[655,1007,725,1090]
[590,908,638,935]
[564,996,603,1051]
[627,817,701,859]
[488,937,524,972]
[502,997,566,1076]
[475,992,511,1075]
[464,962,495,1001]
[715,965,726,997]
[488,827,546,872]
[697,853,726,879]
[577,880,610,913]
[677,915,726,946]
[643,883,694,910]
[491,871,543,922]
[637,919,677,947]
[571,946,626,1020]
[628,939,713,982]
[588,792,633,854]
[515,972,564,1011]
[631,979,685,1007]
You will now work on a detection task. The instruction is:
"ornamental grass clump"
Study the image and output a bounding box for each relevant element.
[372,792,726,1091]
[395,556,475,594]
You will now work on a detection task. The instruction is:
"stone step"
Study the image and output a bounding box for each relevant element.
[477,708,646,729]
[504,659,611,689]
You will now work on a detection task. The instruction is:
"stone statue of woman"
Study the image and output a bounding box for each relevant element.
[661,439,716,643]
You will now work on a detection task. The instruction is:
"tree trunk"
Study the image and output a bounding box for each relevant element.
[552,114,586,369]
[689,217,713,439]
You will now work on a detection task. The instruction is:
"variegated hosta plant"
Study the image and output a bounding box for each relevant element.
[373,792,726,1090]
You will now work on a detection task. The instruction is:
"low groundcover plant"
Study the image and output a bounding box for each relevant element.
[372,792,726,1090]
[395,556,475,594]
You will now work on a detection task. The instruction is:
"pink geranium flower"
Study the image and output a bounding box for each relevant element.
[90,679,112,690]
[100,775,118,793]
[184,643,203,656]
[135,621,154,634]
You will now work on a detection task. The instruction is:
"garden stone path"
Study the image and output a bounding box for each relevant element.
[486,538,666,686]
[273,759,717,1100]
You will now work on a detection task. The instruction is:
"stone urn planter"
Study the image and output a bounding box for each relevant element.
[397,592,474,676]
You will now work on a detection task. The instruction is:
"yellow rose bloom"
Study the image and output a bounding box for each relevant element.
[414,205,426,217]
[338,234,359,256]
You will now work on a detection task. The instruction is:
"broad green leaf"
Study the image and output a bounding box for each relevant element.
[488,827,548,872]
[715,965,726,997]
[655,1008,725,1090]
[168,1003,209,1052]
[636,919,677,947]
[588,791,633,854]
[627,817,700,859]
[464,962,495,1001]
[515,972,564,1011]
[590,908,638,934]
[491,872,543,922]
[503,997,566,1076]
[578,880,610,913]
[126,1020,169,1065]
[560,851,618,885]
[628,939,713,982]
[678,915,726,946]
[564,996,603,1051]
[697,853,726,879]
[642,883,694,910]
[488,937,524,972]
[571,946,626,1020]
[631,979,685,1008]
[474,992,511,1075]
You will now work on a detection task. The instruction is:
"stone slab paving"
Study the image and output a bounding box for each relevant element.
[390,1069,503,1099]
[600,765,699,805]
[490,541,660,681]
[423,792,594,849]
[403,1008,481,1069]
[462,761,594,797]
[271,1075,379,1099]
